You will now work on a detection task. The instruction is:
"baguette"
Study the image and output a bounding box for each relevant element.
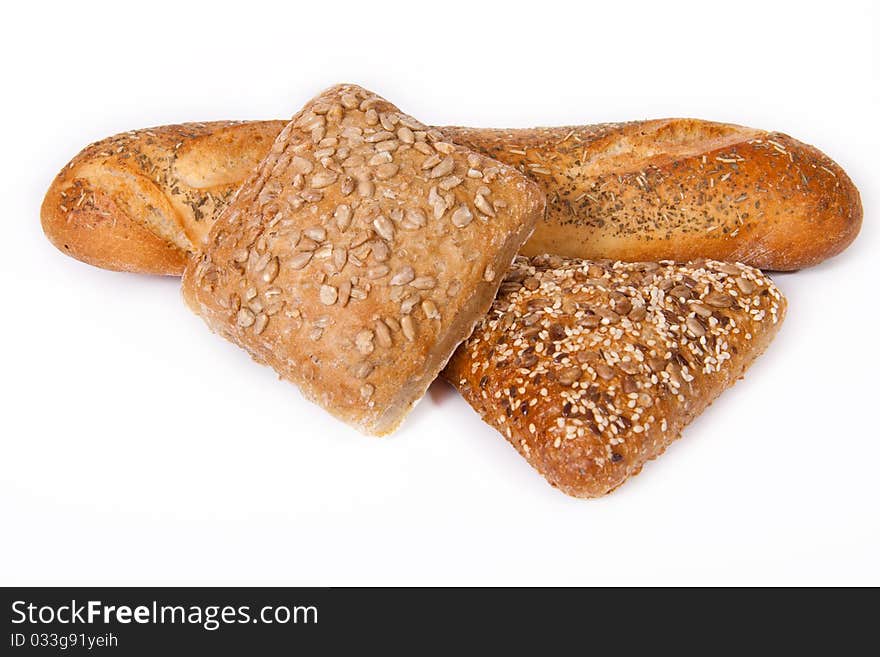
[182,84,544,435]
[41,120,285,275]
[443,255,786,497]
[446,122,861,270]
[42,118,861,274]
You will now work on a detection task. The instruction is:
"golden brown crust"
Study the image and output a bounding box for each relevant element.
[446,120,862,270]
[42,118,861,274]
[443,255,786,497]
[182,85,543,435]
[40,175,187,275]
[40,120,286,275]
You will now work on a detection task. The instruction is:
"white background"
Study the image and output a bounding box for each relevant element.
[1,0,877,586]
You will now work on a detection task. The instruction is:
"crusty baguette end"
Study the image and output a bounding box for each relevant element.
[40,120,288,276]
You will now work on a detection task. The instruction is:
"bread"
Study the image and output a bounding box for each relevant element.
[443,255,786,497]
[182,84,544,435]
[42,118,861,274]
[446,121,861,270]
[41,120,286,275]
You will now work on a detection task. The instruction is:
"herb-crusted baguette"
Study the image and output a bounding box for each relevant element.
[42,118,861,274]
[41,120,286,275]
[446,122,861,270]
[443,255,786,497]
[182,84,544,435]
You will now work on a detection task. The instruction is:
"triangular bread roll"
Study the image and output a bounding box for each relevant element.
[444,255,786,497]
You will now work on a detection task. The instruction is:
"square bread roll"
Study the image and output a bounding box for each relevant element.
[182,84,545,435]
[444,255,786,497]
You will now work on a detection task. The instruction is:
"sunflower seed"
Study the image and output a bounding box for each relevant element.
[303,226,326,242]
[619,360,641,375]
[311,171,338,188]
[289,251,312,270]
[374,163,399,180]
[595,363,615,380]
[300,189,323,203]
[366,130,394,143]
[397,126,415,144]
[474,193,495,217]
[352,243,371,261]
[668,285,692,300]
[232,248,248,263]
[401,315,416,341]
[628,304,647,321]
[369,151,392,166]
[410,276,436,290]
[236,308,255,328]
[375,321,392,347]
[428,186,447,219]
[319,285,338,305]
[400,294,420,314]
[298,238,318,254]
[421,154,441,170]
[366,265,389,279]
[372,216,395,241]
[736,277,756,294]
[686,316,706,337]
[371,241,389,262]
[483,265,496,282]
[390,266,415,286]
[704,290,735,308]
[614,298,633,316]
[334,204,352,232]
[356,330,374,355]
[439,175,463,190]
[261,257,279,283]
[691,302,713,318]
[421,299,440,320]
[253,313,269,335]
[429,156,455,178]
[715,262,742,275]
[333,247,348,271]
[291,155,313,175]
[341,176,355,195]
[253,251,271,273]
[350,230,371,248]
[337,280,352,307]
[402,208,426,229]
[342,154,366,168]
[354,362,373,379]
[375,139,399,152]
[451,204,473,228]
[557,367,582,386]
